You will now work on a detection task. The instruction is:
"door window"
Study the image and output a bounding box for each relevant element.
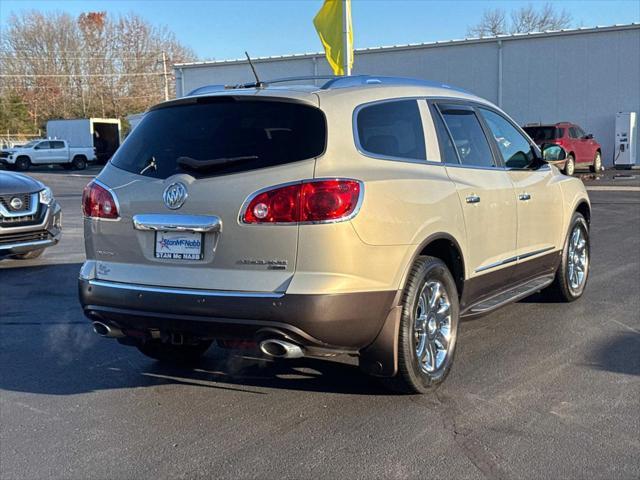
[50,141,65,149]
[438,106,495,168]
[356,100,426,161]
[479,108,536,169]
[569,127,580,139]
[35,141,50,150]
[431,106,460,164]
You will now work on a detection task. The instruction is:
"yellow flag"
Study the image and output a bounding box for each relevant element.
[313,0,353,75]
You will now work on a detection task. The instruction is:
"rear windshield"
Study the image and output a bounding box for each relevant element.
[111,97,326,179]
[523,126,562,142]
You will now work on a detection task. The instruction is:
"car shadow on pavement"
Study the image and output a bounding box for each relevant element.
[0,263,395,396]
[588,331,640,376]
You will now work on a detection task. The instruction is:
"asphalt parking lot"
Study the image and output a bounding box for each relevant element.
[1,166,639,479]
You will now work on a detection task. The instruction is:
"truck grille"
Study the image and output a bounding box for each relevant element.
[0,230,51,246]
[0,151,9,159]
[0,193,32,212]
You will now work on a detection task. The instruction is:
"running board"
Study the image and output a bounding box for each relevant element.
[463,274,555,317]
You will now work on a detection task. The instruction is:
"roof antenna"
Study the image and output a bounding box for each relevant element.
[245,51,264,88]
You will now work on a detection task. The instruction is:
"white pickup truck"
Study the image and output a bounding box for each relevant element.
[0,139,96,171]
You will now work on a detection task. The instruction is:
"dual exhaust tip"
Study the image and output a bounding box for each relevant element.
[259,339,304,359]
[93,321,304,359]
[92,321,125,338]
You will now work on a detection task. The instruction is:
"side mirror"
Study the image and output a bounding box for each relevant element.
[583,133,594,140]
[541,144,567,162]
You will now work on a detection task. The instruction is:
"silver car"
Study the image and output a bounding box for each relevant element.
[0,171,62,259]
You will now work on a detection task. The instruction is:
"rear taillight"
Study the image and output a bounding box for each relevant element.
[82,181,119,219]
[242,179,362,224]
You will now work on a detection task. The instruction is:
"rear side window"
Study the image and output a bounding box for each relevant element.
[356,100,426,160]
[111,98,326,179]
[51,141,65,149]
[430,106,459,164]
[438,106,495,168]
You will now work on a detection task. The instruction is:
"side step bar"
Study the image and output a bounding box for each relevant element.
[463,274,555,317]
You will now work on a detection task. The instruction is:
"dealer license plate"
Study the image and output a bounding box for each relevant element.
[154,231,204,260]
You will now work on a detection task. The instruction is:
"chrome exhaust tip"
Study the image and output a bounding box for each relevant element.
[92,321,125,338]
[259,339,304,359]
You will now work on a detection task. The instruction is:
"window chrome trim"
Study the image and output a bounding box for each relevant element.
[87,279,284,299]
[238,178,365,226]
[475,246,556,273]
[352,97,429,164]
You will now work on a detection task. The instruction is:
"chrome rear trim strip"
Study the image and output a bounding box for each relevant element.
[133,214,222,233]
[87,279,284,299]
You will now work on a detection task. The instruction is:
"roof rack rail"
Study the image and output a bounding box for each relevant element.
[320,75,469,92]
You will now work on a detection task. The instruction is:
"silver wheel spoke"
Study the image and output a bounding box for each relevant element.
[435,331,449,351]
[429,283,442,310]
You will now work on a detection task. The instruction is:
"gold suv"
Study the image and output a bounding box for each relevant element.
[79,76,590,393]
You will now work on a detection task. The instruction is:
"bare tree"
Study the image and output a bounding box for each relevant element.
[468,3,572,38]
[0,10,196,134]
[510,3,572,33]
[467,9,508,38]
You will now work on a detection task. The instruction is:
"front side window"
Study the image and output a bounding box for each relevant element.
[438,106,495,168]
[356,100,426,160]
[480,108,536,169]
[35,141,50,150]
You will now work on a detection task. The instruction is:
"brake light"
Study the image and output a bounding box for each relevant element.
[82,181,119,219]
[242,179,362,224]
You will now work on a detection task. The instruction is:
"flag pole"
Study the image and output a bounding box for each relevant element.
[342,0,351,76]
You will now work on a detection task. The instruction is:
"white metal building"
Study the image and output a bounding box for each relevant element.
[174,24,640,165]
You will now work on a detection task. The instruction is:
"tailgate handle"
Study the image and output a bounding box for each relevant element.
[133,214,222,233]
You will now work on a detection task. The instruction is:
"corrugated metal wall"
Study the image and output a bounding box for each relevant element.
[175,26,640,165]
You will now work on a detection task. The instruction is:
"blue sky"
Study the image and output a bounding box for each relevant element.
[2,0,639,61]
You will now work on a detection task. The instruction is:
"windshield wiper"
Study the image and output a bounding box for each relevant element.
[177,155,258,171]
[139,156,157,175]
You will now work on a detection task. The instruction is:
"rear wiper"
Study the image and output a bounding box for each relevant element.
[177,155,258,170]
[139,156,157,175]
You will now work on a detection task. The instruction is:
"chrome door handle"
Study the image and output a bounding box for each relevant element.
[519,193,532,201]
[465,194,481,204]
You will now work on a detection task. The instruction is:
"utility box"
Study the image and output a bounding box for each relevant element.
[47,118,121,164]
[614,112,638,168]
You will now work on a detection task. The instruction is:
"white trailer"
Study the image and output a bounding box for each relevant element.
[47,118,122,163]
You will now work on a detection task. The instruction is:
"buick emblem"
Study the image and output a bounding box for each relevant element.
[163,182,187,210]
[10,197,23,210]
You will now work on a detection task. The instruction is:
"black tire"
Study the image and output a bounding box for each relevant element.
[385,256,460,394]
[72,155,87,170]
[589,151,602,173]
[545,212,590,302]
[15,156,30,171]
[12,248,45,260]
[136,339,212,364]
[563,154,575,176]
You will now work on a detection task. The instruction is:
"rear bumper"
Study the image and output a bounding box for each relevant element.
[78,276,397,350]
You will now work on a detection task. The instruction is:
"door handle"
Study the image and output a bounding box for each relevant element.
[519,193,532,201]
[465,194,481,204]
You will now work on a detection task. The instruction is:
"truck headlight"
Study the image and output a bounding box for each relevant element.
[39,187,54,205]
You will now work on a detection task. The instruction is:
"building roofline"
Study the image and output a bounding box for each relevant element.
[174,23,639,69]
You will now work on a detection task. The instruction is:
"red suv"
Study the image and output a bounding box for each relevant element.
[523,123,602,175]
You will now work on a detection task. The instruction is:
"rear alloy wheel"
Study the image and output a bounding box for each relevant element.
[15,157,30,171]
[386,256,459,394]
[545,212,590,302]
[590,151,602,173]
[564,154,575,176]
[136,339,213,364]
[72,156,87,170]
